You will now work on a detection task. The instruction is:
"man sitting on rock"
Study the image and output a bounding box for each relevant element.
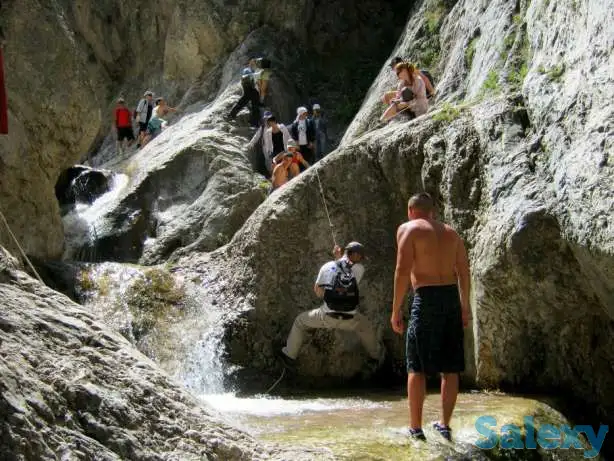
[271,152,293,192]
[277,242,383,372]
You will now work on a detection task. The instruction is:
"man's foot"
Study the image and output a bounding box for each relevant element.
[275,349,297,371]
[433,422,452,441]
[408,428,426,441]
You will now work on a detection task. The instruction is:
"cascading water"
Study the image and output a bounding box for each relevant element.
[61,172,129,261]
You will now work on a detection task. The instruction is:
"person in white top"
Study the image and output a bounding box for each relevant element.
[277,242,383,371]
[262,114,291,174]
[381,62,429,122]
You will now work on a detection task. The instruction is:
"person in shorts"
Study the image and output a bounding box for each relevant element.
[391,192,471,442]
[114,97,134,154]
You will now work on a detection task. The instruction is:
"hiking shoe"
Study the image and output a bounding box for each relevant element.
[433,422,452,441]
[275,349,297,371]
[408,428,426,441]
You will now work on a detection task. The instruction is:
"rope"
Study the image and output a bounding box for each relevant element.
[0,207,45,283]
[314,167,337,247]
[264,368,285,394]
[383,103,414,122]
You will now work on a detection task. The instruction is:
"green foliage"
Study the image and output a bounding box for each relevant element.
[216,232,230,246]
[537,63,565,82]
[433,103,462,122]
[123,268,185,341]
[465,37,479,69]
[482,70,500,93]
[512,14,523,25]
[507,63,529,88]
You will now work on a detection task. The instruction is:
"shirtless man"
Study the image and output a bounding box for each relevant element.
[271,153,293,192]
[273,140,310,179]
[391,192,471,442]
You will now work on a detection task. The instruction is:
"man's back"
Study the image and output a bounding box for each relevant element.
[404,218,459,289]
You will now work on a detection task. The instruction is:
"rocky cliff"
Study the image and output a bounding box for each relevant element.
[0,247,331,460]
[0,0,410,260]
[176,0,614,428]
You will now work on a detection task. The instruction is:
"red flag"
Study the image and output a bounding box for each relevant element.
[0,45,7,134]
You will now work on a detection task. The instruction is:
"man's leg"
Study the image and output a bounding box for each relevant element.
[440,372,459,427]
[345,313,381,360]
[248,89,260,127]
[282,306,340,359]
[408,372,426,430]
[229,92,249,118]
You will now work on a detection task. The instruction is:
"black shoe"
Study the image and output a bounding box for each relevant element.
[433,422,452,441]
[408,428,426,441]
[275,349,297,371]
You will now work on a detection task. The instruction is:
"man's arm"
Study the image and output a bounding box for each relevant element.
[391,223,413,334]
[455,235,471,327]
[299,153,310,169]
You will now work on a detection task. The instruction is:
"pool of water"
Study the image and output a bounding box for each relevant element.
[200,391,592,460]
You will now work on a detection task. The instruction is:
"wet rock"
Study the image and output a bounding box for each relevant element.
[55,166,111,210]
[177,0,614,433]
[0,247,331,460]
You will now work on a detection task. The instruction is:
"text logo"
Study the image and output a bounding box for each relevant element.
[474,415,608,459]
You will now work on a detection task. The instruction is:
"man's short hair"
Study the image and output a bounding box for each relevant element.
[408,192,434,212]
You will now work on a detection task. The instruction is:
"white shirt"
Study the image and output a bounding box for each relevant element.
[297,119,308,145]
[316,256,365,315]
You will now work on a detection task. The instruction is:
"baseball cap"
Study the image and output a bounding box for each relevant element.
[117,97,125,103]
[263,111,274,119]
[287,139,298,149]
[312,103,321,110]
[345,241,365,256]
[296,106,308,115]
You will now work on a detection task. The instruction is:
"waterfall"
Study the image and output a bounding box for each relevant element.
[61,173,129,261]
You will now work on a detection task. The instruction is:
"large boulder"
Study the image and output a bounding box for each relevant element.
[177,0,614,428]
[0,246,330,460]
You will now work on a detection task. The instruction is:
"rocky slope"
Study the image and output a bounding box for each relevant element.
[0,247,331,460]
[0,0,410,261]
[176,0,614,429]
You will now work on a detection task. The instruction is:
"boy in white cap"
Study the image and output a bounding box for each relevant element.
[289,106,316,167]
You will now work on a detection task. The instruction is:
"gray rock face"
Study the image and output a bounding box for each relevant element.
[178,0,614,426]
[0,0,411,261]
[0,247,331,460]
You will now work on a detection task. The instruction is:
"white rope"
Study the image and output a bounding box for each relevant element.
[264,367,285,394]
[0,207,45,283]
[314,167,337,247]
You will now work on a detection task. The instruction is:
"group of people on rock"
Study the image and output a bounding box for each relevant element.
[113,90,176,154]
[224,55,329,193]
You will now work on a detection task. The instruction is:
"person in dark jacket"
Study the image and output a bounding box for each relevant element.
[289,106,315,166]
[312,103,329,161]
[226,60,260,128]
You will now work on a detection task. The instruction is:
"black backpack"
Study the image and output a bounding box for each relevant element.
[420,69,435,96]
[324,260,360,312]
[241,73,255,90]
[258,57,272,69]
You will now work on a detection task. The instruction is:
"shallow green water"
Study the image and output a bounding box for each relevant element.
[202,391,598,460]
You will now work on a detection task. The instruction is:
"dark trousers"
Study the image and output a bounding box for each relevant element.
[229,87,260,126]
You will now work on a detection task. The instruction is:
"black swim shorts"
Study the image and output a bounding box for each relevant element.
[406,285,465,374]
[117,127,135,141]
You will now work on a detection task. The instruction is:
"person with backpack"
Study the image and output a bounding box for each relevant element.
[277,242,383,371]
[386,57,435,100]
[254,57,272,105]
[380,62,428,123]
[226,60,260,128]
[134,90,154,148]
[114,97,134,154]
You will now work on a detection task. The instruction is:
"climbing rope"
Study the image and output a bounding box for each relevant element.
[0,207,45,283]
[314,167,338,247]
[264,367,286,394]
